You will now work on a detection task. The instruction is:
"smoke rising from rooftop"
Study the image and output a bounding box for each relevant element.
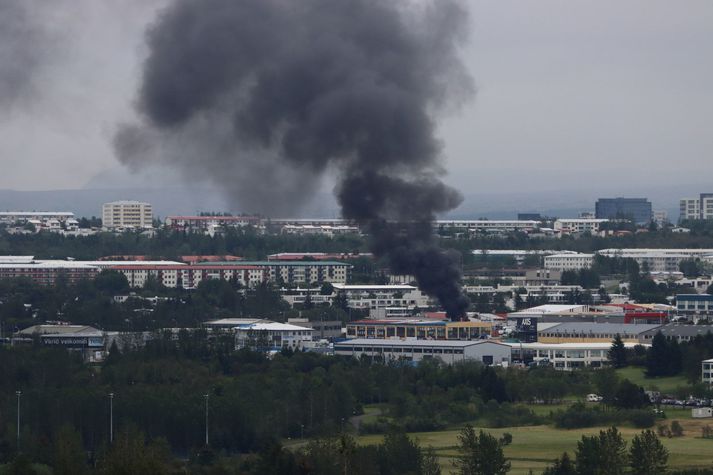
[117,0,473,318]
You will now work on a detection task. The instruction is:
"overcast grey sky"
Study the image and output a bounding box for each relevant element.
[0,0,712,194]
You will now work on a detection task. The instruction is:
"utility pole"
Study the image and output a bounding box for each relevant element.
[108,393,114,444]
[15,390,21,450]
[204,393,209,446]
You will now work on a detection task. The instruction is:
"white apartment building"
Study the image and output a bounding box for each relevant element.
[0,211,75,224]
[331,283,431,310]
[102,201,153,229]
[281,224,360,236]
[703,359,713,385]
[598,248,713,273]
[554,219,609,235]
[544,253,594,271]
[437,220,540,234]
[234,321,314,351]
[680,193,713,221]
[109,264,267,289]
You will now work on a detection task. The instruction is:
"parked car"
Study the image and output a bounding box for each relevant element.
[586,394,604,403]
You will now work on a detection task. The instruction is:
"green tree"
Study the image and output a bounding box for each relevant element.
[670,420,684,437]
[378,430,423,475]
[608,334,627,368]
[575,427,627,475]
[421,447,442,475]
[320,282,334,295]
[543,452,576,475]
[646,332,670,377]
[52,424,88,475]
[453,425,510,475]
[613,380,650,409]
[629,430,668,475]
[679,259,701,278]
[94,270,130,294]
[332,291,349,312]
[97,427,171,475]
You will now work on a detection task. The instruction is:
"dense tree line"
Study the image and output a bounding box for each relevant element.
[543,427,669,475]
[0,335,660,467]
[0,274,360,333]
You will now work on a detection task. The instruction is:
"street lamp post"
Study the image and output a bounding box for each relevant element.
[108,393,114,444]
[15,390,21,450]
[204,394,209,446]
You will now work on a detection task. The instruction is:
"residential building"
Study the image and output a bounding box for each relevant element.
[280,288,334,307]
[164,215,262,233]
[206,260,351,285]
[331,283,430,311]
[595,198,652,224]
[0,211,75,224]
[102,201,153,229]
[554,219,609,235]
[703,359,713,385]
[335,338,511,366]
[680,193,713,221]
[436,220,539,234]
[597,248,713,273]
[0,256,100,285]
[653,211,668,227]
[268,252,372,261]
[233,321,313,351]
[544,253,594,271]
[281,224,360,236]
[110,264,266,289]
[675,294,713,318]
[286,318,343,340]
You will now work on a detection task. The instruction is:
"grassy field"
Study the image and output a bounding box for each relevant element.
[616,366,691,393]
[358,420,713,475]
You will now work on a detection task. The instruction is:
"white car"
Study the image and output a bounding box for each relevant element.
[586,394,604,403]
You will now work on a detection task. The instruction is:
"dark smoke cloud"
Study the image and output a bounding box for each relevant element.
[0,0,45,109]
[118,0,473,318]
[0,0,68,112]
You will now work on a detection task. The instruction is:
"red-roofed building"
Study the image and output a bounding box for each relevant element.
[180,255,242,264]
[267,252,372,261]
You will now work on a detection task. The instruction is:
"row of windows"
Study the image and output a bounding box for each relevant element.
[337,346,465,355]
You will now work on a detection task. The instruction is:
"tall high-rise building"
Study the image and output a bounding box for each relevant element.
[102,201,153,229]
[595,198,652,224]
[680,193,713,221]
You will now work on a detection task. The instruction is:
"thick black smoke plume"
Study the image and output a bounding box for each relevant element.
[118,0,473,318]
[0,0,47,109]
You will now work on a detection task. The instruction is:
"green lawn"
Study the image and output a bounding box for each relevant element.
[616,366,691,393]
[358,422,713,475]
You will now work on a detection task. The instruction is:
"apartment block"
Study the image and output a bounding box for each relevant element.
[680,193,713,221]
[543,253,594,271]
[102,201,153,229]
